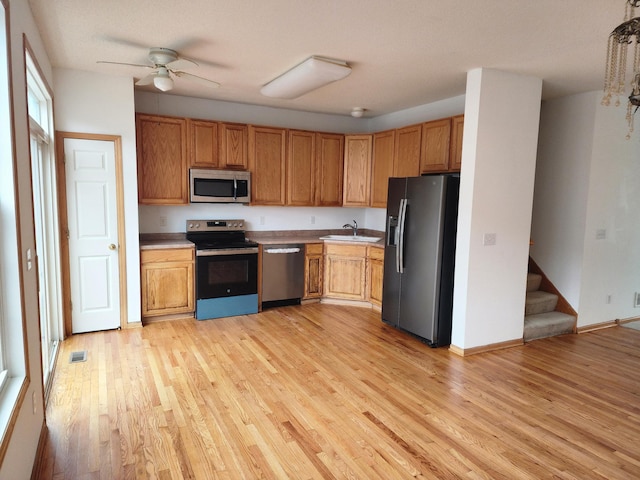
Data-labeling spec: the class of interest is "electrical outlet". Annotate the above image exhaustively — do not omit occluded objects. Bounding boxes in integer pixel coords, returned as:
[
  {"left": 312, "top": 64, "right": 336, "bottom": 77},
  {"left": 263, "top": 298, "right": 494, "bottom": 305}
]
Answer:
[
  {"left": 260, "top": 216, "right": 265, "bottom": 225},
  {"left": 606, "top": 294, "right": 612, "bottom": 304},
  {"left": 635, "top": 292, "right": 640, "bottom": 308},
  {"left": 310, "top": 215, "right": 316, "bottom": 225},
  {"left": 159, "top": 216, "right": 167, "bottom": 227},
  {"left": 596, "top": 228, "right": 606, "bottom": 240}
]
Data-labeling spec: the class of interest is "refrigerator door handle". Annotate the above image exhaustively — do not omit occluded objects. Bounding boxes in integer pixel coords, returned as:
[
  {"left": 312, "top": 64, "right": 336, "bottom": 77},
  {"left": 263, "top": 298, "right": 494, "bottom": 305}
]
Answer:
[{"left": 397, "top": 198, "right": 408, "bottom": 273}]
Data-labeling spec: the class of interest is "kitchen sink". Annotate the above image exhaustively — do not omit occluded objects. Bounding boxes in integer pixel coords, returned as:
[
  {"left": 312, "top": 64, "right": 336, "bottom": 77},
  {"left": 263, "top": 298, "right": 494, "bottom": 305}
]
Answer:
[{"left": 319, "top": 234, "right": 382, "bottom": 243}]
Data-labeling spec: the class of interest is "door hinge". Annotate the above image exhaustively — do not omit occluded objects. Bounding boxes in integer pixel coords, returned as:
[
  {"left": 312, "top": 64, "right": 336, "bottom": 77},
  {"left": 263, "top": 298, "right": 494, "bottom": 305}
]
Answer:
[{"left": 65, "top": 228, "right": 70, "bottom": 240}]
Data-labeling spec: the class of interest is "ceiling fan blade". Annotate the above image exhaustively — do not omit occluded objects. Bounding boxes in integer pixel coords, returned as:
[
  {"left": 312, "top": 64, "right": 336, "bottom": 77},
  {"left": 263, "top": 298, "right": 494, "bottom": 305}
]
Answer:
[
  {"left": 135, "top": 73, "right": 157, "bottom": 86},
  {"left": 173, "top": 71, "right": 220, "bottom": 88},
  {"left": 97, "top": 60, "right": 152, "bottom": 68},
  {"left": 166, "top": 57, "right": 198, "bottom": 70}
]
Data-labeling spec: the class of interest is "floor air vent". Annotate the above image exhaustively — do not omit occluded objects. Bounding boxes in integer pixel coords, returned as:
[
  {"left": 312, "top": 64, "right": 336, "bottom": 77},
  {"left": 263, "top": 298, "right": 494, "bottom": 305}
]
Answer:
[{"left": 69, "top": 351, "right": 87, "bottom": 363}]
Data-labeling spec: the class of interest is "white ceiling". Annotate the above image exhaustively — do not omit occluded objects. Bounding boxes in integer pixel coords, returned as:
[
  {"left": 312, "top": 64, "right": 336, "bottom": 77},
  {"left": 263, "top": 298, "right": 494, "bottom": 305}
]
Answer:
[{"left": 27, "top": 0, "right": 624, "bottom": 118}]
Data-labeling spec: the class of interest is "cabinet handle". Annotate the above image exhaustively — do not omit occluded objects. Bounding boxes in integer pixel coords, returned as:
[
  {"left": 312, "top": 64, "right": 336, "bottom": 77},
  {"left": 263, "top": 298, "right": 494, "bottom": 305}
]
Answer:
[{"left": 108, "top": 244, "right": 117, "bottom": 251}]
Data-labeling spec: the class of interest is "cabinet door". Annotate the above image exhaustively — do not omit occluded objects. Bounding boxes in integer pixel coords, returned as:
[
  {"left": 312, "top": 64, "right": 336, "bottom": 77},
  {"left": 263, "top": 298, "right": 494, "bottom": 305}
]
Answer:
[
  {"left": 141, "top": 248, "right": 194, "bottom": 317},
  {"left": 420, "top": 118, "right": 451, "bottom": 173},
  {"left": 393, "top": 124, "right": 421, "bottom": 177},
  {"left": 304, "top": 244, "right": 324, "bottom": 299},
  {"left": 188, "top": 119, "right": 219, "bottom": 168},
  {"left": 249, "top": 126, "right": 286, "bottom": 205},
  {"left": 324, "top": 244, "right": 367, "bottom": 300},
  {"left": 370, "top": 130, "right": 395, "bottom": 208},
  {"left": 367, "top": 247, "right": 384, "bottom": 307},
  {"left": 287, "top": 130, "right": 315, "bottom": 206},
  {"left": 315, "top": 133, "right": 344, "bottom": 206},
  {"left": 136, "top": 114, "right": 188, "bottom": 205},
  {"left": 450, "top": 114, "right": 464, "bottom": 171},
  {"left": 219, "top": 122, "right": 248, "bottom": 169},
  {"left": 343, "top": 135, "right": 372, "bottom": 207}
]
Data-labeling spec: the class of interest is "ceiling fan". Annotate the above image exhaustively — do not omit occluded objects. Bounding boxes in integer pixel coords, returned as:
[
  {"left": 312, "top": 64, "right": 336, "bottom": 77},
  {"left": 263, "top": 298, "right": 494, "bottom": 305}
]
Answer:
[{"left": 97, "top": 47, "right": 220, "bottom": 92}]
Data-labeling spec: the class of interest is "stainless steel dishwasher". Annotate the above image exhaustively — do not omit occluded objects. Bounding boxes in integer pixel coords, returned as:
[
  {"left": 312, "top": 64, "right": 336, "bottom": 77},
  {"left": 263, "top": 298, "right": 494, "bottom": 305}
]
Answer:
[{"left": 261, "top": 244, "right": 305, "bottom": 306}]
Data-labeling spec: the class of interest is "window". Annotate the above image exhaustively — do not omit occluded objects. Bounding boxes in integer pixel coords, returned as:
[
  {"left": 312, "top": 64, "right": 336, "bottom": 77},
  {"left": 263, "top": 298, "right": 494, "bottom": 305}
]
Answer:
[
  {"left": 0, "top": 0, "right": 29, "bottom": 464},
  {"left": 26, "top": 47, "right": 60, "bottom": 391}
]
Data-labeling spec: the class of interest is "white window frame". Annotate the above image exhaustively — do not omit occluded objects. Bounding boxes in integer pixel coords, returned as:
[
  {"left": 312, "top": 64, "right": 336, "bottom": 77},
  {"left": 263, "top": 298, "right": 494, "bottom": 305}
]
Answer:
[{"left": 0, "top": 0, "right": 30, "bottom": 465}]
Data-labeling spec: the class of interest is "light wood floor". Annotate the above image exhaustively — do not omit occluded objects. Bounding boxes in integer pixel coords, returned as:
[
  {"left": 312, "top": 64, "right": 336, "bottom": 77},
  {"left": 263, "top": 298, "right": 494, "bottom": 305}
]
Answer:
[{"left": 36, "top": 304, "right": 640, "bottom": 479}]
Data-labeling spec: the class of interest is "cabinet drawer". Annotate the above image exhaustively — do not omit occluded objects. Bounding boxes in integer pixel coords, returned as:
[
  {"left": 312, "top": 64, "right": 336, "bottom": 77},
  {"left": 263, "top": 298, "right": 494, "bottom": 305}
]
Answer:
[
  {"left": 141, "top": 247, "right": 194, "bottom": 264},
  {"left": 324, "top": 243, "right": 367, "bottom": 257},
  {"left": 367, "top": 246, "right": 384, "bottom": 260},
  {"left": 306, "top": 243, "right": 324, "bottom": 255}
]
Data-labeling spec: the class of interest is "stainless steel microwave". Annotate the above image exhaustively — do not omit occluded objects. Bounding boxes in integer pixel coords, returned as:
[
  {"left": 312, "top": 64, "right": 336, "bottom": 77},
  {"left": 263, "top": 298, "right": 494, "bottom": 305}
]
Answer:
[{"left": 189, "top": 168, "right": 251, "bottom": 204}]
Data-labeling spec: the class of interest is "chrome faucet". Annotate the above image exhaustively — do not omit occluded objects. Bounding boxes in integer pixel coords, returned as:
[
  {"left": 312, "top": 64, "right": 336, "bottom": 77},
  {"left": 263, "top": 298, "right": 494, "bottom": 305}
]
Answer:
[{"left": 342, "top": 219, "right": 358, "bottom": 236}]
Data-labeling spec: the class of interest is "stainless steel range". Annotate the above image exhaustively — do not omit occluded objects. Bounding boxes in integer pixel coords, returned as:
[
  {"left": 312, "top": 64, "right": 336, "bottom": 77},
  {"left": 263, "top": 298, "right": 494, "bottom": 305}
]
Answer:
[{"left": 186, "top": 219, "right": 259, "bottom": 320}]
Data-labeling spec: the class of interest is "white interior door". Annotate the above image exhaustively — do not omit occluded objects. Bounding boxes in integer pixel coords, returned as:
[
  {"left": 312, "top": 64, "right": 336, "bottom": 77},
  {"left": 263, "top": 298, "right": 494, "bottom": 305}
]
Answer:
[{"left": 64, "top": 137, "right": 120, "bottom": 333}]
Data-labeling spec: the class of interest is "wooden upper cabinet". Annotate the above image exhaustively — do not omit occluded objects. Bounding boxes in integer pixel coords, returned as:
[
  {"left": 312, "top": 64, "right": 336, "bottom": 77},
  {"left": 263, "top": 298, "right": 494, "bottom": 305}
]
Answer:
[
  {"left": 420, "top": 118, "right": 451, "bottom": 173},
  {"left": 136, "top": 114, "right": 188, "bottom": 205},
  {"left": 287, "top": 130, "right": 315, "bottom": 206},
  {"left": 393, "top": 124, "right": 421, "bottom": 177},
  {"left": 450, "top": 114, "right": 464, "bottom": 171},
  {"left": 188, "top": 119, "right": 219, "bottom": 168},
  {"left": 343, "top": 134, "right": 372, "bottom": 207},
  {"left": 219, "top": 122, "right": 248, "bottom": 170},
  {"left": 370, "top": 130, "right": 395, "bottom": 208},
  {"left": 249, "top": 126, "right": 286, "bottom": 205},
  {"left": 315, "top": 133, "right": 344, "bottom": 206}
]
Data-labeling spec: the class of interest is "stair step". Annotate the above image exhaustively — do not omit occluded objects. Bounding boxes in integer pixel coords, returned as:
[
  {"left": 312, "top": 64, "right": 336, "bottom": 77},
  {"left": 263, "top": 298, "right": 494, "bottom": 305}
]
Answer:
[
  {"left": 525, "top": 290, "right": 558, "bottom": 315},
  {"left": 526, "top": 273, "right": 542, "bottom": 292},
  {"left": 524, "top": 312, "right": 576, "bottom": 342}
]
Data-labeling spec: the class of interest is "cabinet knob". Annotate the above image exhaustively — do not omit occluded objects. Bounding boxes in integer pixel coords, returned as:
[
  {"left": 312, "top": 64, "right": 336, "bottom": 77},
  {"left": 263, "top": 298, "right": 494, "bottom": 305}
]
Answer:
[{"left": 108, "top": 244, "right": 117, "bottom": 251}]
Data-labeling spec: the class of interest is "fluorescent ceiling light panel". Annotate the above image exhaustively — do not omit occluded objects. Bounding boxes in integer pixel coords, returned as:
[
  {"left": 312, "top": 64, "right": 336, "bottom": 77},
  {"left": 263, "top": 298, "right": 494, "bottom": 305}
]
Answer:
[{"left": 261, "top": 56, "right": 351, "bottom": 99}]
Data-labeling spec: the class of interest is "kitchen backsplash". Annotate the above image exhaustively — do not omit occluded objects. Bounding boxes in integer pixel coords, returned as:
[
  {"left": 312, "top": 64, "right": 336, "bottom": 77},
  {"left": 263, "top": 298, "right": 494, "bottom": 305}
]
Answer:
[{"left": 139, "top": 204, "right": 387, "bottom": 234}]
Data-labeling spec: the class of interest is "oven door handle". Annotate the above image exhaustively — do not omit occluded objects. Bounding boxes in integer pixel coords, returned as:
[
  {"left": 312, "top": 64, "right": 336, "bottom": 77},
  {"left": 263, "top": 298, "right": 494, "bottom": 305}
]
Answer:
[{"left": 196, "top": 247, "right": 259, "bottom": 256}]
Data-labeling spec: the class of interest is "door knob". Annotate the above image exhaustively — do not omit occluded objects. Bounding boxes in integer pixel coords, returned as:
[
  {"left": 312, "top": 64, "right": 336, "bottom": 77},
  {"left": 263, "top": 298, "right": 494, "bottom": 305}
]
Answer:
[{"left": 108, "top": 243, "right": 117, "bottom": 250}]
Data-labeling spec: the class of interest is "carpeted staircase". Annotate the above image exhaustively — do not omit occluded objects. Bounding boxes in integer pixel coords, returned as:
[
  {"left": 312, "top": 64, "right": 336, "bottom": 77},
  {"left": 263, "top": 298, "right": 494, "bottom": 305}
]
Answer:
[{"left": 524, "top": 273, "right": 576, "bottom": 342}]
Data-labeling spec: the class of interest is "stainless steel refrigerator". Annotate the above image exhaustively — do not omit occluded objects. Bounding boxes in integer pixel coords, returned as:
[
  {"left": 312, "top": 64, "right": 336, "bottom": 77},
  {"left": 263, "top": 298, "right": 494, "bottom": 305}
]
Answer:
[{"left": 382, "top": 174, "right": 459, "bottom": 346}]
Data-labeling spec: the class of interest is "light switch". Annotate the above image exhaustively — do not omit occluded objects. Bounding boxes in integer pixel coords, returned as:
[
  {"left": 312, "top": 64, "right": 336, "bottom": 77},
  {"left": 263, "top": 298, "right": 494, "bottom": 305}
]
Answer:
[{"left": 483, "top": 233, "right": 496, "bottom": 246}]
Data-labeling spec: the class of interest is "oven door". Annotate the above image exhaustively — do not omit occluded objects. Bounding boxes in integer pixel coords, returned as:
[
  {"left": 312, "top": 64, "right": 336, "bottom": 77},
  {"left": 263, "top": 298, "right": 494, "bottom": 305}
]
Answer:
[{"left": 196, "top": 249, "right": 258, "bottom": 299}]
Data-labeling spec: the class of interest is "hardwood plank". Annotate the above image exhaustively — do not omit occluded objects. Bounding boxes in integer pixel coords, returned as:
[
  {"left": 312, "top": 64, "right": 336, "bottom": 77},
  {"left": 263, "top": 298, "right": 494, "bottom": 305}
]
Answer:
[{"left": 36, "top": 304, "right": 640, "bottom": 479}]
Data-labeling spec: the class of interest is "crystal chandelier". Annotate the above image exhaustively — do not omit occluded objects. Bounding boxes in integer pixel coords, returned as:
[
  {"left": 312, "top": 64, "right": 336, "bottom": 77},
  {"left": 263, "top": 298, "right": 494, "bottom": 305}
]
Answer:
[{"left": 602, "top": 0, "right": 640, "bottom": 138}]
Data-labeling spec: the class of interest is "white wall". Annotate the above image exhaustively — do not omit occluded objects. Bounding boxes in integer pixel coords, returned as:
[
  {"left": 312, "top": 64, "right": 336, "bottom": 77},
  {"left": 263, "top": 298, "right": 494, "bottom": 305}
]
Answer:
[
  {"left": 0, "top": 0, "right": 51, "bottom": 477},
  {"left": 53, "top": 69, "right": 141, "bottom": 324},
  {"left": 530, "top": 92, "right": 596, "bottom": 309},
  {"left": 368, "top": 95, "right": 465, "bottom": 132},
  {"left": 139, "top": 204, "right": 375, "bottom": 234},
  {"left": 532, "top": 91, "right": 640, "bottom": 327},
  {"left": 451, "top": 68, "right": 542, "bottom": 350}
]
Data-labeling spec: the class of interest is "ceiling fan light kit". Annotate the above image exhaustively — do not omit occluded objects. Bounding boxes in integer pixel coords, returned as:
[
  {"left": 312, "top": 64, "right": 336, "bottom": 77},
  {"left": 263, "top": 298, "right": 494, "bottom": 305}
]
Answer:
[
  {"left": 260, "top": 56, "right": 351, "bottom": 99},
  {"left": 99, "top": 46, "right": 220, "bottom": 93},
  {"left": 153, "top": 67, "right": 174, "bottom": 91},
  {"left": 602, "top": 0, "right": 640, "bottom": 137},
  {"left": 351, "top": 107, "right": 365, "bottom": 118}
]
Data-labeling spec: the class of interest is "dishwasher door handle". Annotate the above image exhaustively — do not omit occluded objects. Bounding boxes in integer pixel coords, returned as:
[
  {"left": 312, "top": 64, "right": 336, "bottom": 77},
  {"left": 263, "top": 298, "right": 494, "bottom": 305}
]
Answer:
[{"left": 264, "top": 248, "right": 301, "bottom": 254}]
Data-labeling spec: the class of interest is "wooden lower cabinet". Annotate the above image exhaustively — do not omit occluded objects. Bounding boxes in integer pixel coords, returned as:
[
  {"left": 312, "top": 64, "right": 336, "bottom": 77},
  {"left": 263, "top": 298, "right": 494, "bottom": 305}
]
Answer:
[
  {"left": 141, "top": 247, "right": 194, "bottom": 319},
  {"left": 303, "top": 243, "right": 324, "bottom": 299},
  {"left": 323, "top": 244, "right": 368, "bottom": 301},
  {"left": 367, "top": 246, "right": 384, "bottom": 307}
]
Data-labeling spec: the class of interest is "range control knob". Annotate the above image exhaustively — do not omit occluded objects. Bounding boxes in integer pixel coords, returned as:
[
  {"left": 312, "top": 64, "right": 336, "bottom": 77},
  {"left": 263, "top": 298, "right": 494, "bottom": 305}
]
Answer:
[{"left": 188, "top": 223, "right": 193, "bottom": 229}]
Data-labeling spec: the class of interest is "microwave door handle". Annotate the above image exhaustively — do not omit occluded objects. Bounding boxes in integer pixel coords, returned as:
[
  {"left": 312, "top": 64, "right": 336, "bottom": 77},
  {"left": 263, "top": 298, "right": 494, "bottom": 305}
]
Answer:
[{"left": 233, "top": 177, "right": 237, "bottom": 201}]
